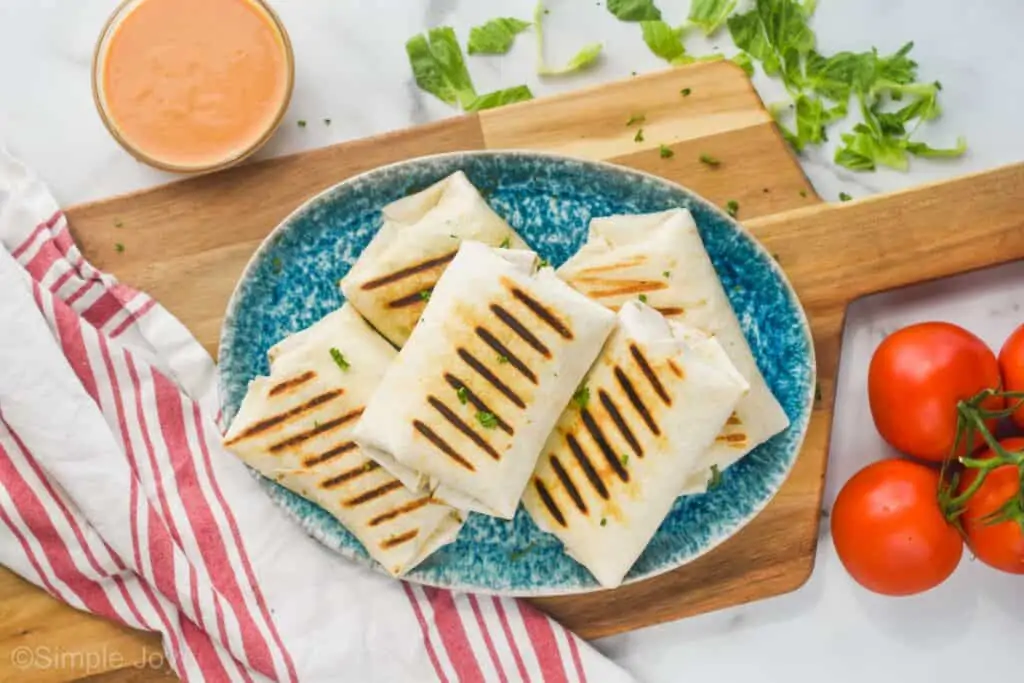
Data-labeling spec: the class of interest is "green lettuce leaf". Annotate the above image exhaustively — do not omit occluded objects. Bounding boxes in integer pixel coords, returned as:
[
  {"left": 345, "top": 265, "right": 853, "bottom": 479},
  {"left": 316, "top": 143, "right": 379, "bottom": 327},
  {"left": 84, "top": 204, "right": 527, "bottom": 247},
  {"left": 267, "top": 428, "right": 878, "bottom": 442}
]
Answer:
[
  {"left": 406, "top": 28, "right": 477, "bottom": 108},
  {"left": 540, "top": 42, "right": 604, "bottom": 75},
  {"left": 906, "top": 137, "right": 967, "bottom": 159},
  {"left": 731, "top": 52, "right": 754, "bottom": 77},
  {"left": 728, "top": 0, "right": 815, "bottom": 91},
  {"left": 607, "top": 0, "right": 662, "bottom": 21},
  {"left": 641, "top": 21, "right": 685, "bottom": 62},
  {"left": 465, "top": 85, "right": 534, "bottom": 112},
  {"left": 468, "top": 18, "right": 532, "bottom": 55},
  {"left": 688, "top": 0, "right": 738, "bottom": 36}
]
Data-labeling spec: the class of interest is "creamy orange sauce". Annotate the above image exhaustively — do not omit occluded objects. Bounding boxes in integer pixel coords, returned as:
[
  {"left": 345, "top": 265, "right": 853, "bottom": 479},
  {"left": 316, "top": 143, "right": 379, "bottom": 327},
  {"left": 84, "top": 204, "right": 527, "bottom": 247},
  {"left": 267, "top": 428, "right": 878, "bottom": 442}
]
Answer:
[{"left": 100, "top": 0, "right": 289, "bottom": 169}]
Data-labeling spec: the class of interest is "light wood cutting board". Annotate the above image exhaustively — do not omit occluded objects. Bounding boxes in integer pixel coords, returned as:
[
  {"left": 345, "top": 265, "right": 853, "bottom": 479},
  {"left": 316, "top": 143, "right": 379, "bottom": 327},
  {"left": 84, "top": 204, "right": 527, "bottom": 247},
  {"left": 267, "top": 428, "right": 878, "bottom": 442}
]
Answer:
[{"left": 3, "top": 61, "right": 1024, "bottom": 682}]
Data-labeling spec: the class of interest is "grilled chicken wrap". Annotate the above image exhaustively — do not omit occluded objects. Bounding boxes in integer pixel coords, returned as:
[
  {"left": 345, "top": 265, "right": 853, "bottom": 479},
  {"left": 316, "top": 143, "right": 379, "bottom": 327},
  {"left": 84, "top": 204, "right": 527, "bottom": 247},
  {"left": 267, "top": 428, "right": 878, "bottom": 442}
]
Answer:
[
  {"left": 222, "top": 305, "right": 465, "bottom": 577},
  {"left": 354, "top": 241, "right": 618, "bottom": 519},
  {"left": 522, "top": 302, "right": 749, "bottom": 588},
  {"left": 340, "top": 170, "right": 528, "bottom": 347},
  {"left": 557, "top": 209, "right": 790, "bottom": 494}
]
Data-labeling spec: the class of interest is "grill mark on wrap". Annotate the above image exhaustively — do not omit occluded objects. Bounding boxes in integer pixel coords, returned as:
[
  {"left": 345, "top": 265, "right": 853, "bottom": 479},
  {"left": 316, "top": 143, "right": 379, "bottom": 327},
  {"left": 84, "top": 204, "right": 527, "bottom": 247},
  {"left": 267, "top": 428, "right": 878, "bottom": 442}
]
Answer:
[
  {"left": 381, "top": 529, "right": 419, "bottom": 549},
  {"left": 533, "top": 478, "right": 566, "bottom": 527},
  {"left": 598, "top": 390, "right": 643, "bottom": 458},
  {"left": 667, "top": 359, "right": 685, "bottom": 379},
  {"left": 614, "top": 367, "right": 660, "bottom": 436},
  {"left": 343, "top": 480, "right": 403, "bottom": 507},
  {"left": 268, "top": 371, "right": 316, "bottom": 397},
  {"left": 573, "top": 255, "right": 646, "bottom": 275},
  {"left": 585, "top": 280, "right": 668, "bottom": 298},
  {"left": 388, "top": 289, "right": 432, "bottom": 309},
  {"left": 226, "top": 390, "right": 345, "bottom": 444},
  {"left": 320, "top": 461, "right": 379, "bottom": 489},
  {"left": 303, "top": 441, "right": 358, "bottom": 468},
  {"left": 443, "top": 374, "right": 513, "bottom": 435},
  {"left": 580, "top": 409, "right": 630, "bottom": 484},
  {"left": 268, "top": 409, "right": 364, "bottom": 453},
  {"left": 630, "top": 344, "right": 671, "bottom": 405},
  {"left": 427, "top": 396, "right": 500, "bottom": 461},
  {"left": 727, "top": 412, "right": 742, "bottom": 425},
  {"left": 413, "top": 420, "right": 476, "bottom": 471},
  {"left": 369, "top": 497, "right": 431, "bottom": 527},
  {"left": 491, "top": 304, "right": 551, "bottom": 358},
  {"left": 360, "top": 252, "right": 456, "bottom": 290},
  {"left": 566, "top": 433, "right": 608, "bottom": 500},
  {"left": 475, "top": 327, "right": 537, "bottom": 384},
  {"left": 550, "top": 455, "right": 587, "bottom": 514},
  {"left": 656, "top": 306, "right": 685, "bottom": 316},
  {"left": 507, "top": 285, "right": 573, "bottom": 340},
  {"left": 457, "top": 349, "right": 525, "bottom": 409}
]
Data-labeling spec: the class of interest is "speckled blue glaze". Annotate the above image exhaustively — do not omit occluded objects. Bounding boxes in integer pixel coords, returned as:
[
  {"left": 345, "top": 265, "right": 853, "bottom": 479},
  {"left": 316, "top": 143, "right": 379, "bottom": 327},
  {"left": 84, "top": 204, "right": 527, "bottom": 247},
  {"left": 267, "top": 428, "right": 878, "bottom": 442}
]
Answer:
[{"left": 219, "top": 151, "right": 816, "bottom": 596}]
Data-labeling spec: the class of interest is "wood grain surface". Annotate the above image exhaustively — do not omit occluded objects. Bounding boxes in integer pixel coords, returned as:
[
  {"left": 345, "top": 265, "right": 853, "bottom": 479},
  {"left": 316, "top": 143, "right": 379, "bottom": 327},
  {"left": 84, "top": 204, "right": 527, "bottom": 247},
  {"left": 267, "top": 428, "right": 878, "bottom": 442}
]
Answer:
[{"left": 4, "top": 60, "right": 1022, "bottom": 681}]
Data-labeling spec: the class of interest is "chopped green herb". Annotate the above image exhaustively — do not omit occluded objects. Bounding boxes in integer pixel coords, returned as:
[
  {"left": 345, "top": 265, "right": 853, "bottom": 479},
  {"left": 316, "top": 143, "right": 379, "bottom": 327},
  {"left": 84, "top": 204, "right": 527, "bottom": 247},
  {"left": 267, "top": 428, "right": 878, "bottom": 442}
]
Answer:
[
  {"left": 688, "top": 0, "right": 738, "bottom": 36},
  {"left": 725, "top": 199, "right": 739, "bottom": 217},
  {"left": 497, "top": 355, "right": 509, "bottom": 364},
  {"left": 405, "top": 28, "right": 477, "bottom": 108},
  {"left": 297, "top": 120, "right": 307, "bottom": 128},
  {"left": 114, "top": 219, "right": 123, "bottom": 228},
  {"left": 634, "top": 128, "right": 645, "bottom": 143},
  {"left": 662, "top": 270, "right": 671, "bottom": 278},
  {"left": 476, "top": 411, "right": 499, "bottom": 429},
  {"left": 815, "top": 381, "right": 823, "bottom": 403},
  {"left": 573, "top": 384, "right": 590, "bottom": 410},
  {"left": 699, "top": 153, "right": 721, "bottom": 167},
  {"left": 621, "top": 454, "right": 629, "bottom": 465},
  {"left": 114, "top": 242, "right": 125, "bottom": 253},
  {"left": 419, "top": 289, "right": 432, "bottom": 302},
  {"left": 510, "top": 541, "right": 538, "bottom": 561},
  {"left": 499, "top": 235, "right": 512, "bottom": 248},
  {"left": 600, "top": 517, "right": 608, "bottom": 526},
  {"left": 314, "top": 420, "right": 321, "bottom": 429},
  {"left": 638, "top": 293, "right": 648, "bottom": 303},
  {"left": 467, "top": 17, "right": 532, "bottom": 55},
  {"left": 681, "top": 87, "right": 692, "bottom": 97},
  {"left": 772, "top": 252, "right": 781, "bottom": 262},
  {"left": 640, "top": 20, "right": 686, "bottom": 63},
  {"left": 538, "top": 257, "right": 551, "bottom": 268},
  {"left": 272, "top": 257, "right": 283, "bottom": 273},
  {"left": 799, "top": 189, "right": 808, "bottom": 197},
  {"left": 465, "top": 85, "right": 534, "bottom": 112},
  {"left": 323, "top": 118, "right": 332, "bottom": 125},
  {"left": 626, "top": 114, "right": 646, "bottom": 126},
  {"left": 659, "top": 144, "right": 674, "bottom": 158},
  {"left": 708, "top": 464, "right": 723, "bottom": 490},
  {"left": 456, "top": 386, "right": 469, "bottom": 404},
  {"left": 839, "top": 192, "right": 853, "bottom": 202},
  {"left": 606, "top": 0, "right": 662, "bottom": 21},
  {"left": 330, "top": 347, "right": 350, "bottom": 371}
]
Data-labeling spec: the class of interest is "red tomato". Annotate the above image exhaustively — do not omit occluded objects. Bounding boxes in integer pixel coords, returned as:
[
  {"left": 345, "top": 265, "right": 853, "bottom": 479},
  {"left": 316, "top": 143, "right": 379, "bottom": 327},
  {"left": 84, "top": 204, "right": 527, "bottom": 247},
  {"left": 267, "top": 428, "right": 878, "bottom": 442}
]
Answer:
[
  {"left": 998, "top": 324, "right": 1024, "bottom": 429},
  {"left": 832, "top": 459, "right": 963, "bottom": 596},
  {"left": 958, "top": 437, "right": 1024, "bottom": 575},
  {"left": 868, "top": 322, "right": 1003, "bottom": 462}
]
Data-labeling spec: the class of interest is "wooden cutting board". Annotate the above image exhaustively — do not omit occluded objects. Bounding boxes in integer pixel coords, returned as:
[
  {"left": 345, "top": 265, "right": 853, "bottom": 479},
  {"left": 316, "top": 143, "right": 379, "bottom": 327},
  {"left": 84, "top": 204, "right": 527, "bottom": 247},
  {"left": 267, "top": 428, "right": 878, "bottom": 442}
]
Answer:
[{"left": 3, "top": 60, "right": 1024, "bottom": 682}]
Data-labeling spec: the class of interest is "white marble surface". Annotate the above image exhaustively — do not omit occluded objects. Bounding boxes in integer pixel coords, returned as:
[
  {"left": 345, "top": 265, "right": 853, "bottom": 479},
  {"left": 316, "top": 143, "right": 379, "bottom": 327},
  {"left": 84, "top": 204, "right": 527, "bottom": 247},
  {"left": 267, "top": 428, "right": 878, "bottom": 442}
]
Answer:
[{"left": 2, "top": 1, "right": 1023, "bottom": 681}]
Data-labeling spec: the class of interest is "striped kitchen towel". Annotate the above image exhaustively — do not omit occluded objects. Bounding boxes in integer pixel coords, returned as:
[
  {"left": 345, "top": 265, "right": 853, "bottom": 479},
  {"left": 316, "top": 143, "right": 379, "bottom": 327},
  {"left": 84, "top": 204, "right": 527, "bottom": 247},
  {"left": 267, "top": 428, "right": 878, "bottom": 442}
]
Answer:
[{"left": 0, "top": 149, "right": 635, "bottom": 683}]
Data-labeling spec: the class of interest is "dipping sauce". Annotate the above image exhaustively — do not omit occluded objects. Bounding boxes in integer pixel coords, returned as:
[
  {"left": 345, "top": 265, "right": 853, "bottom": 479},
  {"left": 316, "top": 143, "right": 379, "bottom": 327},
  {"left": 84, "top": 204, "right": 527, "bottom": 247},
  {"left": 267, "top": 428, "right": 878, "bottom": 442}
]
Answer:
[{"left": 94, "top": 0, "right": 293, "bottom": 172}]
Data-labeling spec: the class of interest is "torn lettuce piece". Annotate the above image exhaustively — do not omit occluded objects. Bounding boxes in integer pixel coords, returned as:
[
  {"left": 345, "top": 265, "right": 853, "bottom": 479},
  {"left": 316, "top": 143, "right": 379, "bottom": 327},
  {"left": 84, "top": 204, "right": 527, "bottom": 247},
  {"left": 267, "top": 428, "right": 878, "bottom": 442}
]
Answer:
[
  {"left": 606, "top": 0, "right": 662, "bottom": 21},
  {"left": 535, "top": 4, "right": 603, "bottom": 76},
  {"left": 465, "top": 85, "right": 535, "bottom": 111},
  {"left": 731, "top": 52, "right": 754, "bottom": 77},
  {"left": 468, "top": 18, "right": 532, "bottom": 55},
  {"left": 641, "top": 20, "right": 686, "bottom": 62},
  {"left": 688, "top": 0, "right": 738, "bottom": 36},
  {"left": 406, "top": 27, "right": 477, "bottom": 108}
]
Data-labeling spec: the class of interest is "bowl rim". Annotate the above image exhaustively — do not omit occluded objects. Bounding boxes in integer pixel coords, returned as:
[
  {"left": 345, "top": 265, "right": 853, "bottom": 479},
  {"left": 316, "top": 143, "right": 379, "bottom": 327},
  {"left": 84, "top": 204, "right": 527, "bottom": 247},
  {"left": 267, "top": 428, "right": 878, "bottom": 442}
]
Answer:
[
  {"left": 91, "top": 0, "right": 296, "bottom": 175},
  {"left": 218, "top": 149, "right": 819, "bottom": 596}
]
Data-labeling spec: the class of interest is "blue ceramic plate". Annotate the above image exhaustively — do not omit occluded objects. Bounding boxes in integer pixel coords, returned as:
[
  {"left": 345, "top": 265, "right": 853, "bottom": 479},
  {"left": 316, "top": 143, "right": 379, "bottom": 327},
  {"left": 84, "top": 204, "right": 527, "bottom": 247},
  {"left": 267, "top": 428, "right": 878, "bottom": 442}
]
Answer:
[{"left": 219, "top": 151, "right": 815, "bottom": 596}]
